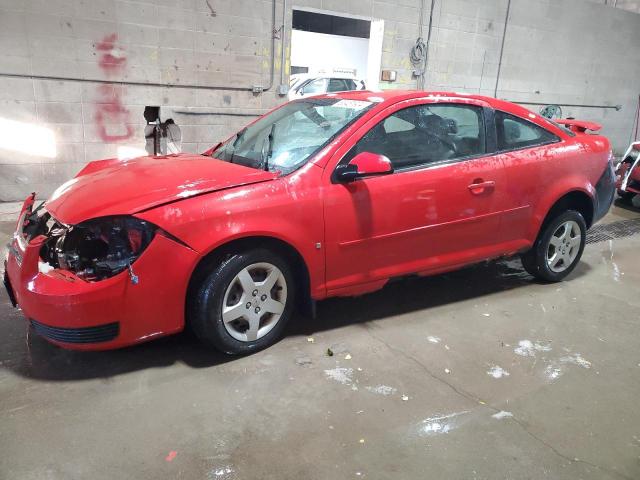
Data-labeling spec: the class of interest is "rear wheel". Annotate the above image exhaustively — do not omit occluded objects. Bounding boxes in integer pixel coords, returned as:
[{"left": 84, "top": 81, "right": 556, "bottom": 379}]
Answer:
[
  {"left": 521, "top": 210, "right": 586, "bottom": 282},
  {"left": 189, "top": 249, "right": 296, "bottom": 354}
]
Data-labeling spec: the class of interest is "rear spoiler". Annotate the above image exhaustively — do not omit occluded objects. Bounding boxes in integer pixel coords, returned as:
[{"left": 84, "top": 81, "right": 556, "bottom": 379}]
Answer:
[{"left": 554, "top": 119, "right": 602, "bottom": 133}]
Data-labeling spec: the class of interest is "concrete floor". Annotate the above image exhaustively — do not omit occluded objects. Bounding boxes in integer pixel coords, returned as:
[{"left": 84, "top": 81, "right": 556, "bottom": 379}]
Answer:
[{"left": 1, "top": 202, "right": 639, "bottom": 480}]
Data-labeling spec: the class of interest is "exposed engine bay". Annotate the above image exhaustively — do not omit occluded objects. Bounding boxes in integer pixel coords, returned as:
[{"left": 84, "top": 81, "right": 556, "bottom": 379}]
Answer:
[{"left": 20, "top": 204, "right": 156, "bottom": 282}]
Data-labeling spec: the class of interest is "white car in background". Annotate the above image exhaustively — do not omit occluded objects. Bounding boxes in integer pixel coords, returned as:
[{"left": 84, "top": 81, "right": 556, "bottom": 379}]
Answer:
[{"left": 288, "top": 75, "right": 366, "bottom": 100}]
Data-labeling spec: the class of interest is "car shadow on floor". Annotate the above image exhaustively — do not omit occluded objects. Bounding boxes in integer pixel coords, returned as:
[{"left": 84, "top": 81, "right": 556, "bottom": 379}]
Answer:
[
  {"left": 0, "top": 257, "right": 591, "bottom": 382},
  {"left": 288, "top": 257, "right": 591, "bottom": 336}
]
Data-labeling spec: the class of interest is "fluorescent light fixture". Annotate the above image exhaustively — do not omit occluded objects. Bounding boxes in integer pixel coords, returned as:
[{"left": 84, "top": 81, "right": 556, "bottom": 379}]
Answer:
[{"left": 0, "top": 117, "right": 56, "bottom": 158}]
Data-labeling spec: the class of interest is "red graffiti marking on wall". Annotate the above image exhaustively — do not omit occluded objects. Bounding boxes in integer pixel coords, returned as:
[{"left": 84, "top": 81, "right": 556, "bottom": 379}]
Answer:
[
  {"left": 96, "top": 33, "right": 127, "bottom": 73},
  {"left": 94, "top": 34, "right": 134, "bottom": 142}
]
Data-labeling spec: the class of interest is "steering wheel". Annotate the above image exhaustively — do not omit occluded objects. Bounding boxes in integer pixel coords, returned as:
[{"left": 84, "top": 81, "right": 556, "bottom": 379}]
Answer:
[{"left": 426, "top": 131, "right": 457, "bottom": 157}]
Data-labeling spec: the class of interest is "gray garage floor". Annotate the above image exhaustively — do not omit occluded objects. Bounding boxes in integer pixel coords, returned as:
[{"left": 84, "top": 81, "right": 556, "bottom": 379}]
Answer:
[{"left": 1, "top": 202, "right": 639, "bottom": 480}]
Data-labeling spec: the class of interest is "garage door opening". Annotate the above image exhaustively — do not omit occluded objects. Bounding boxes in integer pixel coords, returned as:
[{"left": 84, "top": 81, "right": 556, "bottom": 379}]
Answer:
[{"left": 289, "top": 9, "right": 383, "bottom": 98}]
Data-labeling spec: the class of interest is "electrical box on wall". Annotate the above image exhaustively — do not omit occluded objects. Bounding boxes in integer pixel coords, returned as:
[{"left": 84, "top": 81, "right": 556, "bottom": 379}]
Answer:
[{"left": 381, "top": 70, "right": 397, "bottom": 82}]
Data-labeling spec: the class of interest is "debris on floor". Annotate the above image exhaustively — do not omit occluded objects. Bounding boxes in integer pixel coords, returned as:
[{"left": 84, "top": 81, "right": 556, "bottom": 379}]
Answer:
[{"left": 165, "top": 451, "right": 177, "bottom": 462}]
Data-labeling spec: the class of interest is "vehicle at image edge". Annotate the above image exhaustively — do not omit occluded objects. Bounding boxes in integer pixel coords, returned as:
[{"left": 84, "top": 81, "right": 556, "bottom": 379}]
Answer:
[
  {"left": 615, "top": 140, "right": 640, "bottom": 202},
  {"left": 3, "top": 90, "right": 616, "bottom": 355},
  {"left": 288, "top": 75, "right": 366, "bottom": 100}
]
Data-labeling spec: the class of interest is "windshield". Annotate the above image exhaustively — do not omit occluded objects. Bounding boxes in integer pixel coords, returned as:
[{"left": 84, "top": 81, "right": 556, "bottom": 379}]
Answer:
[{"left": 211, "top": 98, "right": 374, "bottom": 174}]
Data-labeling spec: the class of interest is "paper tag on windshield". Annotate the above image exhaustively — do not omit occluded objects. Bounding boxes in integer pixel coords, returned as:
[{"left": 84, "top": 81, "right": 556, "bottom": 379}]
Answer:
[{"left": 332, "top": 99, "right": 371, "bottom": 110}]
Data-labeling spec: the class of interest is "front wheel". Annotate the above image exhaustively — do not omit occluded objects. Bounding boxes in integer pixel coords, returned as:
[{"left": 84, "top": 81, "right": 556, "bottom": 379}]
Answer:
[
  {"left": 188, "top": 249, "right": 296, "bottom": 354},
  {"left": 520, "top": 210, "right": 586, "bottom": 282}
]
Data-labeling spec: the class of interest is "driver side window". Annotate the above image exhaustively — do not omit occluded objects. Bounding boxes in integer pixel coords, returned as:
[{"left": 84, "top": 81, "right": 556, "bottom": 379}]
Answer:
[{"left": 344, "top": 103, "right": 486, "bottom": 170}]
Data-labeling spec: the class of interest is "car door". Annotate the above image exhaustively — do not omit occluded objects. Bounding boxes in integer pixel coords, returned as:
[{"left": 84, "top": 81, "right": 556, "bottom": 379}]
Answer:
[{"left": 322, "top": 98, "right": 508, "bottom": 294}]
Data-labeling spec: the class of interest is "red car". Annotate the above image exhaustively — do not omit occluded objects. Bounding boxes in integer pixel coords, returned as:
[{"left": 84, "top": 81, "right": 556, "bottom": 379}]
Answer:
[{"left": 4, "top": 90, "right": 615, "bottom": 354}]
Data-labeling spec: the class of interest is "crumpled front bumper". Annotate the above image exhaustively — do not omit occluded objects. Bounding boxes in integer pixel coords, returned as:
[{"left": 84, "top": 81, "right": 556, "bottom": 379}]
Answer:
[{"left": 4, "top": 209, "right": 200, "bottom": 351}]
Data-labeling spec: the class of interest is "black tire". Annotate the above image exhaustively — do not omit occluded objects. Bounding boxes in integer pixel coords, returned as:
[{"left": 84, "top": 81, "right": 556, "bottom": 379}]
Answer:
[
  {"left": 617, "top": 190, "right": 635, "bottom": 202},
  {"left": 188, "top": 249, "right": 296, "bottom": 355},
  {"left": 520, "top": 210, "right": 586, "bottom": 282}
]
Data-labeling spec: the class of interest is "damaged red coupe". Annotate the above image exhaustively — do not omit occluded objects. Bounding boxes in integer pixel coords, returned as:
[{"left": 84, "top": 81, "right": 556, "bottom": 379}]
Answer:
[{"left": 4, "top": 90, "right": 615, "bottom": 354}]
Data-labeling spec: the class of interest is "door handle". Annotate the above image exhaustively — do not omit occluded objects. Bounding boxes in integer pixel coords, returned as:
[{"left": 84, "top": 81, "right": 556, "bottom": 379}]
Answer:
[{"left": 467, "top": 180, "right": 495, "bottom": 194}]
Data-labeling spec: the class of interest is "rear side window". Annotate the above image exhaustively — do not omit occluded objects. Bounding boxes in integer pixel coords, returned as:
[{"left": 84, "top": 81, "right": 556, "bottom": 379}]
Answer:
[{"left": 496, "top": 111, "right": 559, "bottom": 151}]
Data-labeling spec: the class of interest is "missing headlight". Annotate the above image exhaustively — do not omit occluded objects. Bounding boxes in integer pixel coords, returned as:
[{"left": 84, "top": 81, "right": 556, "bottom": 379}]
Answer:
[{"left": 42, "top": 216, "right": 157, "bottom": 281}]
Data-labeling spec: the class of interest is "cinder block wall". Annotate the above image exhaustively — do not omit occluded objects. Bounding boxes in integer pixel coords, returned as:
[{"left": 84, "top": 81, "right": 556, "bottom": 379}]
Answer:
[{"left": 0, "top": 0, "right": 639, "bottom": 201}]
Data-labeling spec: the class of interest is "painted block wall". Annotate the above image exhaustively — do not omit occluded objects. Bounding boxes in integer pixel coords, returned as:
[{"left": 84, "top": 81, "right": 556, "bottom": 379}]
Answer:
[{"left": 0, "top": 0, "right": 639, "bottom": 201}]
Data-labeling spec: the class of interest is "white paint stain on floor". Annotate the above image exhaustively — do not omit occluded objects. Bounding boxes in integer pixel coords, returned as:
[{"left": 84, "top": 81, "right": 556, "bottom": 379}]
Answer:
[
  {"left": 492, "top": 410, "right": 513, "bottom": 420},
  {"left": 545, "top": 365, "right": 563, "bottom": 380},
  {"left": 514, "top": 340, "right": 552, "bottom": 357},
  {"left": 487, "top": 365, "right": 510, "bottom": 378},
  {"left": 207, "top": 466, "right": 235, "bottom": 479},
  {"left": 324, "top": 367, "right": 354, "bottom": 385},
  {"left": 427, "top": 336, "right": 441, "bottom": 344},
  {"left": 544, "top": 352, "right": 591, "bottom": 381},
  {"left": 418, "top": 411, "right": 469, "bottom": 436},
  {"left": 559, "top": 353, "right": 592, "bottom": 369},
  {"left": 365, "top": 385, "right": 397, "bottom": 396}
]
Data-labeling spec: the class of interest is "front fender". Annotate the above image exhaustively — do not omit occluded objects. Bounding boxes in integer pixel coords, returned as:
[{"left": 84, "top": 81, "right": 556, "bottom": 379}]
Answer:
[{"left": 136, "top": 164, "right": 327, "bottom": 299}]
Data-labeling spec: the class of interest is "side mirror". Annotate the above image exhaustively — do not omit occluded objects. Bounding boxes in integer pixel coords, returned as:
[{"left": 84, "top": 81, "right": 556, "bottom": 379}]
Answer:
[{"left": 335, "top": 152, "right": 394, "bottom": 183}]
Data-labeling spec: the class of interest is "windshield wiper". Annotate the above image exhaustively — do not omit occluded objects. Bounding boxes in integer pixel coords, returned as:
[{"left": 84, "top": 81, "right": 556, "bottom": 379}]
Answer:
[
  {"left": 262, "top": 123, "right": 276, "bottom": 172},
  {"left": 229, "top": 127, "right": 247, "bottom": 164}
]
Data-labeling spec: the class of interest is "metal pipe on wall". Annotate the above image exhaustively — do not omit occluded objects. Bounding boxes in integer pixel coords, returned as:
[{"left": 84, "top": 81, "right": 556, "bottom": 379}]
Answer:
[
  {"left": 493, "top": 0, "right": 511, "bottom": 97},
  {"left": 280, "top": 0, "right": 287, "bottom": 87}
]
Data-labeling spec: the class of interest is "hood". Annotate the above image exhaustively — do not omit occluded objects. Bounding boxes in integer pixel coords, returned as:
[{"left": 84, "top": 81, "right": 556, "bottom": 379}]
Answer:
[{"left": 45, "top": 154, "right": 278, "bottom": 224}]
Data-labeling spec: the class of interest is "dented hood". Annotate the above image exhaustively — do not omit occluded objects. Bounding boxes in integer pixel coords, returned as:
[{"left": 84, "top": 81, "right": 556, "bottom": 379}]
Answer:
[{"left": 45, "top": 154, "right": 278, "bottom": 224}]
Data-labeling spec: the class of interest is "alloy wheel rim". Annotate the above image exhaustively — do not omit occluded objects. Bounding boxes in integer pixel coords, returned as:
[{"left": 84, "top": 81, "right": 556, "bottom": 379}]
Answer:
[
  {"left": 221, "top": 262, "right": 287, "bottom": 342},
  {"left": 546, "top": 220, "right": 581, "bottom": 273}
]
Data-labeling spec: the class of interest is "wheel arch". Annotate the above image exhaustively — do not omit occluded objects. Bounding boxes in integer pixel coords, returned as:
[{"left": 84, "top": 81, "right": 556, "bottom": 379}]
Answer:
[
  {"left": 185, "top": 235, "right": 313, "bottom": 322},
  {"left": 535, "top": 189, "right": 595, "bottom": 239}
]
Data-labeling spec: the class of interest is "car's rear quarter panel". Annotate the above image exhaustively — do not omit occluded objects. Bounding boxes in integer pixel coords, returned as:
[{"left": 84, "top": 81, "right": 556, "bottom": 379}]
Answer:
[{"left": 500, "top": 130, "right": 610, "bottom": 246}]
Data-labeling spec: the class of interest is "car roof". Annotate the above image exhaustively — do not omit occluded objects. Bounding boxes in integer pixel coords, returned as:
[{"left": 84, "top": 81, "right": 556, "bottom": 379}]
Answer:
[{"left": 314, "top": 89, "right": 535, "bottom": 117}]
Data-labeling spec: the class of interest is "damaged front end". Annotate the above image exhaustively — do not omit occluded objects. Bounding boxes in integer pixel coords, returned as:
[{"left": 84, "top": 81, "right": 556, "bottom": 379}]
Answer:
[
  {"left": 6, "top": 195, "right": 200, "bottom": 350},
  {"left": 21, "top": 205, "right": 156, "bottom": 283}
]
